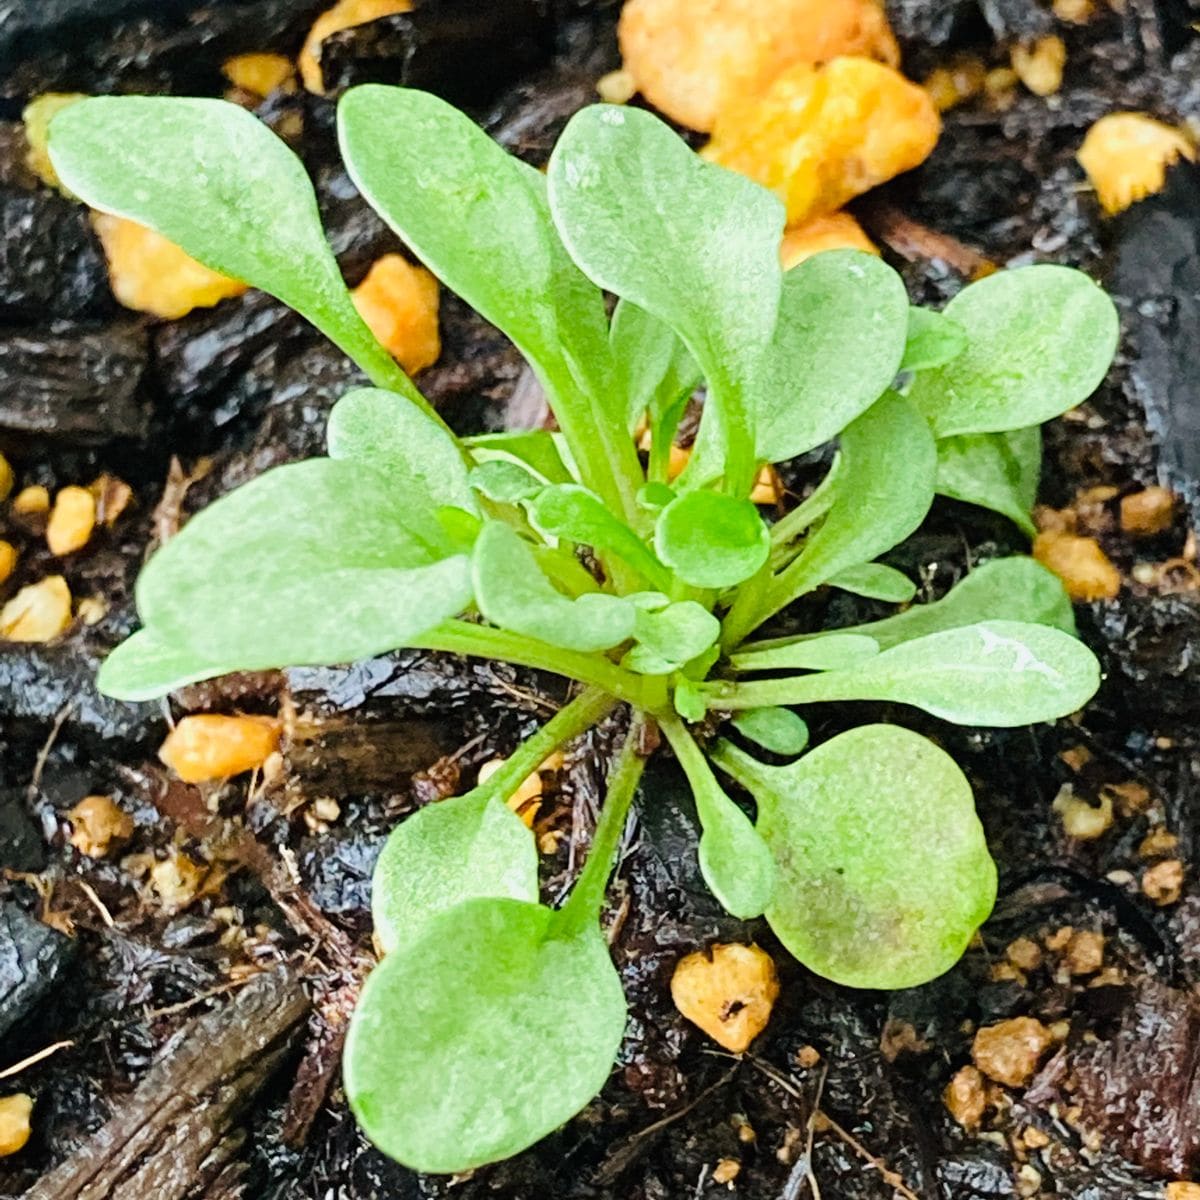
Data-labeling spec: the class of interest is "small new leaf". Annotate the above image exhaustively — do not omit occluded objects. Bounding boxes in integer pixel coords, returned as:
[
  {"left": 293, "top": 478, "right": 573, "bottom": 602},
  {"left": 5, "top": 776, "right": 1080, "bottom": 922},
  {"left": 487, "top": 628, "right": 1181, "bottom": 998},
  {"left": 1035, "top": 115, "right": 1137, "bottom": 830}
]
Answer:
[
  {"left": 655, "top": 491, "right": 769, "bottom": 588},
  {"left": 730, "top": 708, "right": 809, "bottom": 756},
  {"left": 472, "top": 522, "right": 634, "bottom": 652},
  {"left": 936, "top": 427, "right": 1040, "bottom": 537}
]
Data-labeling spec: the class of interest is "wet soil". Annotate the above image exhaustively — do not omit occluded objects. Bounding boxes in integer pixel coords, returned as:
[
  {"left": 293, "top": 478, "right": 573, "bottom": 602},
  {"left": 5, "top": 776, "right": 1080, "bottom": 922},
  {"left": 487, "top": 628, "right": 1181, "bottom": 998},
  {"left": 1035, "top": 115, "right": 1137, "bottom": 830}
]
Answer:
[{"left": 3, "top": 1, "right": 1200, "bottom": 1197}]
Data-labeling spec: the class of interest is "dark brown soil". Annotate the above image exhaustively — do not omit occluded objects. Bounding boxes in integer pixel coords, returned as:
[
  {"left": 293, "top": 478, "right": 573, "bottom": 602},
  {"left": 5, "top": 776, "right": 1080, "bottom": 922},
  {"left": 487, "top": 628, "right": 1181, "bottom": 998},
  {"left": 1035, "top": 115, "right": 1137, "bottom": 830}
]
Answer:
[{"left": 3, "top": 2, "right": 1200, "bottom": 1198}]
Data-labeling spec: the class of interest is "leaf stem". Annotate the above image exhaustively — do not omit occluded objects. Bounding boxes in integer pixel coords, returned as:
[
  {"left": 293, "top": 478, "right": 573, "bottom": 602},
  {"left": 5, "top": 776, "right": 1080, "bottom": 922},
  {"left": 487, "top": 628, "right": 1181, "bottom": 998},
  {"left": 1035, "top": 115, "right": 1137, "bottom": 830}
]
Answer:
[
  {"left": 556, "top": 711, "right": 648, "bottom": 934},
  {"left": 471, "top": 686, "right": 618, "bottom": 805},
  {"left": 413, "top": 620, "right": 669, "bottom": 713},
  {"left": 658, "top": 712, "right": 725, "bottom": 819},
  {"left": 700, "top": 673, "right": 848, "bottom": 711}
]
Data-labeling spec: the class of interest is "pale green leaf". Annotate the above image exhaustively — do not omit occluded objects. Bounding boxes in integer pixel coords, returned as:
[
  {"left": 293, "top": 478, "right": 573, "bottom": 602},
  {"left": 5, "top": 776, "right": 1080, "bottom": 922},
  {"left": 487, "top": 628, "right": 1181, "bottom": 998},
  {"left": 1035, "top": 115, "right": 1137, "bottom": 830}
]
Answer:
[
  {"left": 730, "top": 633, "right": 881, "bottom": 673},
  {"left": 610, "top": 298, "right": 700, "bottom": 432},
  {"left": 936, "top": 428, "right": 1041, "bottom": 537},
  {"left": 624, "top": 601, "right": 720, "bottom": 674},
  {"left": 909, "top": 265, "right": 1119, "bottom": 438},
  {"left": 48, "top": 95, "right": 417, "bottom": 404},
  {"left": 119, "top": 460, "right": 471, "bottom": 696},
  {"left": 740, "top": 556, "right": 1076, "bottom": 657},
  {"left": 655, "top": 491, "right": 770, "bottom": 588},
  {"left": 464, "top": 431, "right": 574, "bottom": 486},
  {"left": 372, "top": 793, "right": 537, "bottom": 956},
  {"left": 713, "top": 726, "right": 996, "bottom": 988},
  {"left": 345, "top": 898, "right": 625, "bottom": 1173},
  {"left": 472, "top": 522, "right": 634, "bottom": 652},
  {"left": 901, "top": 307, "right": 967, "bottom": 372},
  {"left": 754, "top": 251, "right": 909, "bottom": 463},
  {"left": 730, "top": 708, "right": 809, "bottom": 755},
  {"left": 548, "top": 104, "right": 784, "bottom": 489},
  {"left": 761, "top": 392, "right": 936, "bottom": 624},
  {"left": 714, "top": 620, "right": 1100, "bottom": 726},
  {"left": 829, "top": 562, "right": 916, "bottom": 603},
  {"left": 328, "top": 387, "right": 475, "bottom": 514},
  {"left": 530, "top": 484, "right": 673, "bottom": 591}
]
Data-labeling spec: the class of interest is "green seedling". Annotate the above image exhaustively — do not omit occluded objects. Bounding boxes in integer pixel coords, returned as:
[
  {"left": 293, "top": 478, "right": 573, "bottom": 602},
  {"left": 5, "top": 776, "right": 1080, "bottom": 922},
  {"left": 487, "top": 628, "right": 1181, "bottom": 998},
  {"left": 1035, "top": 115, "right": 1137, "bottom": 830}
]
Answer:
[{"left": 50, "top": 87, "right": 1119, "bottom": 1173}]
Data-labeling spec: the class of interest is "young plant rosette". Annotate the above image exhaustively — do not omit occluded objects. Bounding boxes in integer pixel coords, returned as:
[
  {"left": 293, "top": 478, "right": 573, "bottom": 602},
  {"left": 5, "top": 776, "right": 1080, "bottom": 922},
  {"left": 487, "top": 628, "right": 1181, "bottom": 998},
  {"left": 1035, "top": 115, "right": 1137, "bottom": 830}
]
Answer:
[{"left": 48, "top": 88, "right": 1118, "bottom": 1173}]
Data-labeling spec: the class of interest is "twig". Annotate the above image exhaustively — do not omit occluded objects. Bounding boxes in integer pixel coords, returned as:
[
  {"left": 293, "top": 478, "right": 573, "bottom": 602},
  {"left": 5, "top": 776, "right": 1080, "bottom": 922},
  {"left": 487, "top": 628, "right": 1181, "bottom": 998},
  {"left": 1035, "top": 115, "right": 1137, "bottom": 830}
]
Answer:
[
  {"left": 77, "top": 879, "right": 115, "bottom": 929},
  {"left": 816, "top": 1112, "right": 921, "bottom": 1200},
  {"left": 0, "top": 1040, "right": 74, "bottom": 1080},
  {"left": 857, "top": 200, "right": 995, "bottom": 279},
  {"left": 593, "top": 1066, "right": 740, "bottom": 1184},
  {"left": 27, "top": 699, "right": 77, "bottom": 802},
  {"left": 693, "top": 1164, "right": 711, "bottom": 1198}
]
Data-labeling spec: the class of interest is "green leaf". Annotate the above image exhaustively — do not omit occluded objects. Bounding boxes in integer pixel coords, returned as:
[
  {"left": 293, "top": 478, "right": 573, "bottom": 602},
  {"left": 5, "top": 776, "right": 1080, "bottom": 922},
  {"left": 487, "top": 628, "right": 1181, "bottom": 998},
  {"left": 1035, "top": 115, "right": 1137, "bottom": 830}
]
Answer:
[
  {"left": 48, "top": 95, "right": 418, "bottom": 406},
  {"left": 465, "top": 431, "right": 574, "bottom": 486},
  {"left": 697, "top": 792, "right": 777, "bottom": 920},
  {"left": 530, "top": 485, "right": 673, "bottom": 591},
  {"left": 345, "top": 898, "right": 625, "bottom": 1173},
  {"left": 742, "top": 556, "right": 1076, "bottom": 657},
  {"left": 548, "top": 104, "right": 784, "bottom": 490},
  {"left": 713, "top": 726, "right": 996, "bottom": 988},
  {"left": 610, "top": 298, "right": 700, "bottom": 432},
  {"left": 714, "top": 620, "right": 1100, "bottom": 726},
  {"left": 337, "top": 86, "right": 640, "bottom": 516},
  {"left": 655, "top": 491, "right": 769, "bottom": 588},
  {"left": 754, "top": 251, "right": 909, "bottom": 463},
  {"left": 469, "top": 460, "right": 545, "bottom": 503},
  {"left": 372, "top": 793, "right": 537, "bottom": 956},
  {"left": 328, "top": 387, "right": 475, "bottom": 514},
  {"left": 936, "top": 428, "right": 1041, "bottom": 537},
  {"left": 829, "top": 562, "right": 917, "bottom": 603},
  {"left": 730, "top": 633, "right": 880, "bottom": 673},
  {"left": 674, "top": 678, "right": 707, "bottom": 722},
  {"left": 98, "top": 627, "right": 256, "bottom": 702},
  {"left": 102, "top": 460, "right": 472, "bottom": 700},
  {"left": 338, "top": 86, "right": 611, "bottom": 400},
  {"left": 901, "top": 307, "right": 968, "bottom": 372},
  {"left": 908, "top": 265, "right": 1119, "bottom": 438},
  {"left": 730, "top": 708, "right": 809, "bottom": 755},
  {"left": 472, "top": 522, "right": 634, "bottom": 652},
  {"left": 625, "top": 600, "right": 720, "bottom": 674},
  {"left": 760, "top": 392, "right": 936, "bottom": 626}
]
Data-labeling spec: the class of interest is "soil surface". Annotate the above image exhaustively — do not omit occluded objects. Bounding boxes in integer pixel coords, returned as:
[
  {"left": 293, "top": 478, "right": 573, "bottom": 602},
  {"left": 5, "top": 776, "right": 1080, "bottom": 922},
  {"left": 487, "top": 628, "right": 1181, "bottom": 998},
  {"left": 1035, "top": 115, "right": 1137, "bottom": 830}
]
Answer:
[{"left": 3, "top": 2, "right": 1200, "bottom": 1198}]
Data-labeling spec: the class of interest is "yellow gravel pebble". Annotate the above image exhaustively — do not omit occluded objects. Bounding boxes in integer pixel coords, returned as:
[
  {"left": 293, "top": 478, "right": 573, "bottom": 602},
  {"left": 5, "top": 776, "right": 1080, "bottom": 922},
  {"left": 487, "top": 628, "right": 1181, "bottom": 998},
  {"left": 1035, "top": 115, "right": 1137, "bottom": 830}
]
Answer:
[
  {"left": 300, "top": 0, "right": 413, "bottom": 94},
  {"left": 1032, "top": 530, "right": 1121, "bottom": 602},
  {"left": 1078, "top": 113, "right": 1196, "bottom": 216},
  {"left": 0, "top": 452, "right": 13, "bottom": 502},
  {"left": 671, "top": 942, "right": 779, "bottom": 1052},
  {"left": 352, "top": 254, "right": 441, "bottom": 374},
  {"left": 69, "top": 795, "right": 135, "bottom": 859},
  {"left": 780, "top": 211, "right": 878, "bottom": 268},
  {"left": 46, "top": 485, "right": 96, "bottom": 556},
  {"left": 0, "top": 1094, "right": 32, "bottom": 1157},
  {"left": 618, "top": 0, "right": 898, "bottom": 132},
  {"left": 0, "top": 576, "right": 72, "bottom": 643},
  {"left": 0, "top": 541, "right": 16, "bottom": 586},
  {"left": 222, "top": 52, "right": 296, "bottom": 97},
  {"left": 972, "top": 1017, "right": 1053, "bottom": 1088},
  {"left": 704, "top": 56, "right": 941, "bottom": 225},
  {"left": 92, "top": 213, "right": 247, "bottom": 320},
  {"left": 159, "top": 714, "right": 282, "bottom": 783}
]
